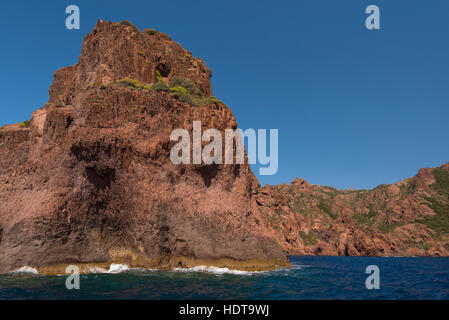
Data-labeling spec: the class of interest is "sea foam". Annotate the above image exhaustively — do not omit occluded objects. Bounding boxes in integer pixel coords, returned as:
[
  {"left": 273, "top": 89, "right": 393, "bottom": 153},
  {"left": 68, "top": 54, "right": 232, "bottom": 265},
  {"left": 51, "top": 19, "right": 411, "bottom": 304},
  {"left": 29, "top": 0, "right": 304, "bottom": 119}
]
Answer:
[
  {"left": 88, "top": 264, "right": 130, "bottom": 274},
  {"left": 108, "top": 264, "right": 130, "bottom": 274},
  {"left": 172, "top": 265, "right": 261, "bottom": 275},
  {"left": 14, "top": 266, "right": 39, "bottom": 274}
]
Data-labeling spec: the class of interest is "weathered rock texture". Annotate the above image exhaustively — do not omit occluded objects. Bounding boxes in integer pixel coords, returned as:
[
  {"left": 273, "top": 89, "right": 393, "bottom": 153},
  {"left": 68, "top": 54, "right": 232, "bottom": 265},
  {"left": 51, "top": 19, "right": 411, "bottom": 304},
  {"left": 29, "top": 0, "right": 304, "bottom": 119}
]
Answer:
[
  {"left": 0, "top": 21, "right": 288, "bottom": 273},
  {"left": 1, "top": 21, "right": 448, "bottom": 274},
  {"left": 258, "top": 163, "right": 449, "bottom": 256}
]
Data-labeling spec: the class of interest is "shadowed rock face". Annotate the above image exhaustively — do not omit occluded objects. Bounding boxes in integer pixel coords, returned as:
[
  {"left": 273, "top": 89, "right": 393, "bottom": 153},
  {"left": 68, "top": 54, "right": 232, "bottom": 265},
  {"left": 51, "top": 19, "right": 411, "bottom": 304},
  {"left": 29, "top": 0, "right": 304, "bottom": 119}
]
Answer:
[
  {"left": 0, "top": 20, "right": 288, "bottom": 273},
  {"left": 257, "top": 163, "right": 449, "bottom": 257}
]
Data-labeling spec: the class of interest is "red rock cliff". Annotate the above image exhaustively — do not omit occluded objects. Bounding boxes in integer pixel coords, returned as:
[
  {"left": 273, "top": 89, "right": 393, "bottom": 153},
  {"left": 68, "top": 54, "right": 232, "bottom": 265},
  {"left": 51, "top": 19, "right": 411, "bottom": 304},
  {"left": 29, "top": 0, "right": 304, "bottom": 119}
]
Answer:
[
  {"left": 257, "top": 163, "right": 449, "bottom": 257},
  {"left": 1, "top": 21, "right": 448, "bottom": 274},
  {"left": 0, "top": 21, "right": 289, "bottom": 273}
]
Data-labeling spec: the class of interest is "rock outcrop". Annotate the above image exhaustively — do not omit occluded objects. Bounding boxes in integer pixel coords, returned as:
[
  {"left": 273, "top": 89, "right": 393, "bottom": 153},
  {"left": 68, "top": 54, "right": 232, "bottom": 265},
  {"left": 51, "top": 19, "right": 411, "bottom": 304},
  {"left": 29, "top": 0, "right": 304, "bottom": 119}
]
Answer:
[
  {"left": 0, "top": 21, "right": 288, "bottom": 274},
  {"left": 1, "top": 20, "right": 448, "bottom": 274},
  {"left": 257, "top": 163, "right": 449, "bottom": 256}
]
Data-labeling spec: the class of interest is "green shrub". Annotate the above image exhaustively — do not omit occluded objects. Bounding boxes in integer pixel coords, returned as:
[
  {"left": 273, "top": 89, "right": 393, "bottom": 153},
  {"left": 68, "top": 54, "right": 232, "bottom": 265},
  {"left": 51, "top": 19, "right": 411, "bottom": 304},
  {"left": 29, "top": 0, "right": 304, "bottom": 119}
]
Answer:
[
  {"left": 169, "top": 76, "right": 185, "bottom": 85},
  {"left": 378, "top": 220, "right": 393, "bottom": 234},
  {"left": 432, "top": 168, "right": 449, "bottom": 196},
  {"left": 143, "top": 28, "right": 171, "bottom": 40},
  {"left": 169, "top": 85, "right": 221, "bottom": 108},
  {"left": 151, "top": 82, "right": 169, "bottom": 92},
  {"left": 192, "top": 96, "right": 222, "bottom": 107},
  {"left": 405, "top": 179, "right": 416, "bottom": 194},
  {"left": 318, "top": 198, "right": 337, "bottom": 219},
  {"left": 170, "top": 86, "right": 189, "bottom": 95},
  {"left": 418, "top": 197, "right": 449, "bottom": 234},
  {"left": 110, "top": 75, "right": 222, "bottom": 108},
  {"left": 353, "top": 208, "right": 379, "bottom": 228},
  {"left": 404, "top": 239, "right": 432, "bottom": 250},
  {"left": 169, "top": 85, "right": 194, "bottom": 105},
  {"left": 377, "top": 218, "right": 404, "bottom": 234},
  {"left": 155, "top": 71, "right": 164, "bottom": 83},
  {"left": 114, "top": 79, "right": 151, "bottom": 91},
  {"left": 172, "top": 92, "right": 194, "bottom": 106},
  {"left": 170, "top": 76, "right": 201, "bottom": 96},
  {"left": 19, "top": 120, "right": 30, "bottom": 128}
]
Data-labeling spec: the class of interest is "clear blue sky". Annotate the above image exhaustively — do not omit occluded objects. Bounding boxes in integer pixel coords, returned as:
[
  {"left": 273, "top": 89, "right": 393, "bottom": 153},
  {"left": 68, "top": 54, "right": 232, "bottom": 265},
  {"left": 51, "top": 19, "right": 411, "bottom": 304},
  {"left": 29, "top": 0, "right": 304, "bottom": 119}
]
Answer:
[{"left": 0, "top": 0, "right": 448, "bottom": 189}]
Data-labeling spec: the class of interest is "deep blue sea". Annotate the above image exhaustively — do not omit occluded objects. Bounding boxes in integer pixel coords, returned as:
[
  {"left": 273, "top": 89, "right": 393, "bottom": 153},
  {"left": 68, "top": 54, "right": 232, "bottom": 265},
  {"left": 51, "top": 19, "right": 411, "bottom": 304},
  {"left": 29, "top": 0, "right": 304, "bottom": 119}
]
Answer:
[{"left": 1, "top": 256, "right": 449, "bottom": 300}]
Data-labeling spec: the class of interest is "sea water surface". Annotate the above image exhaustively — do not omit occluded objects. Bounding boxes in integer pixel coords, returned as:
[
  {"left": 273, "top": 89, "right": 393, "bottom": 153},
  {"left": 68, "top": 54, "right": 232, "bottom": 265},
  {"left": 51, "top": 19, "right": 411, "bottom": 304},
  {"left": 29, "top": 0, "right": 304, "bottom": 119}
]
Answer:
[{"left": 1, "top": 256, "right": 449, "bottom": 299}]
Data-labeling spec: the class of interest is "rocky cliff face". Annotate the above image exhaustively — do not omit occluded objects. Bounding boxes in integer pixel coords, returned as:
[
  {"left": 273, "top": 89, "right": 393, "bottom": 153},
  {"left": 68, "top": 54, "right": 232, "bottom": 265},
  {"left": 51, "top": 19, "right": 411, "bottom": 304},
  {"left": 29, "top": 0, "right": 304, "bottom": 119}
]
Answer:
[
  {"left": 0, "top": 20, "right": 288, "bottom": 274},
  {"left": 1, "top": 21, "right": 448, "bottom": 274},
  {"left": 257, "top": 163, "right": 449, "bottom": 256}
]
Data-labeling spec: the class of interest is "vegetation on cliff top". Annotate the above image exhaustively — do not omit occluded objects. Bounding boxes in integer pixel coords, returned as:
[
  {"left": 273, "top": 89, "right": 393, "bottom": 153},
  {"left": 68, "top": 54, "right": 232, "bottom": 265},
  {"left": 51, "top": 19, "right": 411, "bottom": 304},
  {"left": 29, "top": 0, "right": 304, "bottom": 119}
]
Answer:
[
  {"left": 111, "top": 75, "right": 222, "bottom": 108},
  {"left": 169, "top": 76, "right": 221, "bottom": 107},
  {"left": 19, "top": 120, "right": 30, "bottom": 128},
  {"left": 118, "top": 20, "right": 172, "bottom": 41},
  {"left": 114, "top": 78, "right": 152, "bottom": 91},
  {"left": 432, "top": 168, "right": 449, "bottom": 196},
  {"left": 283, "top": 166, "right": 449, "bottom": 241},
  {"left": 416, "top": 168, "right": 449, "bottom": 235}
]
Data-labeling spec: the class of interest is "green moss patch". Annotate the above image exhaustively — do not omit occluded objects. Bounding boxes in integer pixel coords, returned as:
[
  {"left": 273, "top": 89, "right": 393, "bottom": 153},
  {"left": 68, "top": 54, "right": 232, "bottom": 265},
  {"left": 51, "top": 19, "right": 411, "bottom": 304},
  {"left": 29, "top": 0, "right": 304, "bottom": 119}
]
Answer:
[{"left": 353, "top": 208, "right": 379, "bottom": 228}]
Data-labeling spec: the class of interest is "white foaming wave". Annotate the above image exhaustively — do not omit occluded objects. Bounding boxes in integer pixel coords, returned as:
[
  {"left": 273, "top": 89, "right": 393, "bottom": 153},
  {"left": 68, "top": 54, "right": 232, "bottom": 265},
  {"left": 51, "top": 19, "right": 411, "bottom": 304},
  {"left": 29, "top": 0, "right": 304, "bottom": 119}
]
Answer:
[
  {"left": 88, "top": 264, "right": 130, "bottom": 274},
  {"left": 108, "top": 263, "right": 130, "bottom": 274},
  {"left": 13, "top": 266, "right": 39, "bottom": 274},
  {"left": 172, "top": 265, "right": 263, "bottom": 275}
]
